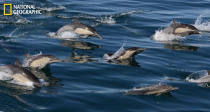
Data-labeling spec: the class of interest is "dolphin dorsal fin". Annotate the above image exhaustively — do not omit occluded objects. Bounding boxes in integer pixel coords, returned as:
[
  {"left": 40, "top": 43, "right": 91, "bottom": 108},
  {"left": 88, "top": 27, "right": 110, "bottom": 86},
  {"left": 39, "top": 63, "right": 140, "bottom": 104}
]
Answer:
[
  {"left": 73, "top": 19, "right": 80, "bottom": 24},
  {"left": 15, "top": 59, "right": 22, "bottom": 67},
  {"left": 25, "top": 54, "right": 31, "bottom": 59},
  {"left": 207, "top": 70, "right": 210, "bottom": 75},
  {"left": 172, "top": 19, "right": 176, "bottom": 24}
]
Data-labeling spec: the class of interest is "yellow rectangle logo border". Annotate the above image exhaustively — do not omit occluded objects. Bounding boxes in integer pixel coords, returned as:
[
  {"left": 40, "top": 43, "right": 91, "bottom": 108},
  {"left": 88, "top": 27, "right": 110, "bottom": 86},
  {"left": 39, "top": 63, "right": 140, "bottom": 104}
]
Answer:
[{"left": 4, "top": 4, "right": 12, "bottom": 15}]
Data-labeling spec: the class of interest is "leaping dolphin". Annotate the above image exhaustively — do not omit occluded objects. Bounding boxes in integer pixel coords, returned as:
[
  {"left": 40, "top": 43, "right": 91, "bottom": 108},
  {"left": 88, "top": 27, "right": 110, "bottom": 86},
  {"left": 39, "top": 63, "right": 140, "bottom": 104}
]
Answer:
[
  {"left": 163, "top": 19, "right": 201, "bottom": 37},
  {"left": 52, "top": 19, "right": 102, "bottom": 40}
]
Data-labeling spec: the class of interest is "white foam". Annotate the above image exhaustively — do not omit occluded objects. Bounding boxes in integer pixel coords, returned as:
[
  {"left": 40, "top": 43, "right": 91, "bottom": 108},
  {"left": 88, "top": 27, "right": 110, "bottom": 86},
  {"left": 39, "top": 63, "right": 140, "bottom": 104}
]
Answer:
[
  {"left": 96, "top": 10, "right": 142, "bottom": 24},
  {"left": 96, "top": 16, "right": 116, "bottom": 24},
  {"left": 119, "top": 10, "right": 142, "bottom": 16},
  {"left": 47, "top": 32, "right": 56, "bottom": 37},
  {"left": 152, "top": 29, "right": 185, "bottom": 41},
  {"left": 38, "top": 5, "right": 66, "bottom": 12},
  {"left": 194, "top": 14, "right": 210, "bottom": 31},
  {"left": 16, "top": 18, "right": 31, "bottom": 24}
]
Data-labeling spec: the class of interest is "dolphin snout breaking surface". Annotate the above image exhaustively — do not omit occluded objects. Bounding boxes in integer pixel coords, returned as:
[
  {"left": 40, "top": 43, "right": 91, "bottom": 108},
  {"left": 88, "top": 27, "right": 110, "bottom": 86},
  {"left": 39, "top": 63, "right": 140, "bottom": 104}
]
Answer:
[{"left": 22, "top": 53, "right": 61, "bottom": 70}]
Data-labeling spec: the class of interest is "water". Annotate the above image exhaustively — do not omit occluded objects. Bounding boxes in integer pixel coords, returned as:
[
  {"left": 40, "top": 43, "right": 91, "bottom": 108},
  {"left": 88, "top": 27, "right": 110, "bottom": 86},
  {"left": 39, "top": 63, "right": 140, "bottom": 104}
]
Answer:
[{"left": 0, "top": 0, "right": 210, "bottom": 111}]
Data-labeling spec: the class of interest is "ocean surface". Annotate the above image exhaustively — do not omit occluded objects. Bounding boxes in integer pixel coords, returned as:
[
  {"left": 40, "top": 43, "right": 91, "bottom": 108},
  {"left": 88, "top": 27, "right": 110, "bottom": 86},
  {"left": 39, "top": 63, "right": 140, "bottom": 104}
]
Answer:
[{"left": 0, "top": 0, "right": 210, "bottom": 112}]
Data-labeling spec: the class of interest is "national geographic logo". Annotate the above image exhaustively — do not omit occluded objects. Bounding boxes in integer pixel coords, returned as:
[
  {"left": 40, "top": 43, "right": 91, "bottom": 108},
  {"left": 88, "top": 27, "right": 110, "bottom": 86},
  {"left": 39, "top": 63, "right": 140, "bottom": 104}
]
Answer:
[
  {"left": 3, "top": 3, "right": 42, "bottom": 15},
  {"left": 4, "top": 4, "right": 12, "bottom": 15}
]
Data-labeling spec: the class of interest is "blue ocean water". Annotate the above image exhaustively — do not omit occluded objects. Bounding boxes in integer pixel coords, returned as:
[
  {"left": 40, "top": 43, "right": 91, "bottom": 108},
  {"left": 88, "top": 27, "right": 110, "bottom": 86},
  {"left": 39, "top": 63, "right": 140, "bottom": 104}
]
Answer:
[{"left": 0, "top": 0, "right": 210, "bottom": 112}]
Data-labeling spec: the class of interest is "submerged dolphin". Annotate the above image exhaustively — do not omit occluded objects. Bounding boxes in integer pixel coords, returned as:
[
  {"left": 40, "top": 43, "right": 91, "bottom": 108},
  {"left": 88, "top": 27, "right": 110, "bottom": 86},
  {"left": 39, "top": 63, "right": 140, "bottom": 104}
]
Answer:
[
  {"left": 22, "top": 53, "right": 61, "bottom": 70},
  {"left": 52, "top": 19, "right": 102, "bottom": 40},
  {"left": 0, "top": 60, "right": 41, "bottom": 88},
  {"left": 163, "top": 19, "right": 201, "bottom": 37},
  {"left": 103, "top": 46, "right": 146, "bottom": 61},
  {"left": 125, "top": 84, "right": 178, "bottom": 96}
]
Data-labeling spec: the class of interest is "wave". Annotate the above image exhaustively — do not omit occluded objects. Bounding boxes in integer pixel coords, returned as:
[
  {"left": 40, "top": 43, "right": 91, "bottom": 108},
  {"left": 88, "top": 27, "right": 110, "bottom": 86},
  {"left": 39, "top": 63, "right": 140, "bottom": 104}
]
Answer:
[
  {"left": 36, "top": 2, "right": 66, "bottom": 12},
  {"left": 0, "top": 15, "right": 31, "bottom": 24},
  {"left": 39, "top": 6, "right": 66, "bottom": 12},
  {"left": 57, "top": 10, "right": 142, "bottom": 25}
]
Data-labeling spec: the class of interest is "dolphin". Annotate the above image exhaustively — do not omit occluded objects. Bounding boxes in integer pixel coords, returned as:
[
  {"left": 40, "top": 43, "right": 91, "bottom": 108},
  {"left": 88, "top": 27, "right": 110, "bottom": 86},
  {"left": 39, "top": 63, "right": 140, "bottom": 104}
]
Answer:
[
  {"left": 163, "top": 19, "right": 201, "bottom": 37},
  {"left": 103, "top": 46, "right": 146, "bottom": 61},
  {"left": 125, "top": 84, "right": 178, "bottom": 96},
  {"left": 0, "top": 60, "right": 41, "bottom": 88},
  {"left": 53, "top": 19, "right": 102, "bottom": 40},
  {"left": 22, "top": 53, "right": 61, "bottom": 70}
]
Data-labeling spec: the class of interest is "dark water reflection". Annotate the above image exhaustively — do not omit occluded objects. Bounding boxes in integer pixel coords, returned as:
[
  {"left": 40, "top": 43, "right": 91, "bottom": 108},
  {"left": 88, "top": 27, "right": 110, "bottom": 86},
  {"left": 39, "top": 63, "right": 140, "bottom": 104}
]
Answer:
[{"left": 60, "top": 40, "right": 101, "bottom": 50}]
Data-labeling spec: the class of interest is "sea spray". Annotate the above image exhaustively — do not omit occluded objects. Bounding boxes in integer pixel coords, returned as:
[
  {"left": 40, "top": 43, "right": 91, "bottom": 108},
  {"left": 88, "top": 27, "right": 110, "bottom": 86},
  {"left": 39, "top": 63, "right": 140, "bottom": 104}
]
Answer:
[
  {"left": 152, "top": 29, "right": 185, "bottom": 41},
  {"left": 194, "top": 14, "right": 210, "bottom": 31}
]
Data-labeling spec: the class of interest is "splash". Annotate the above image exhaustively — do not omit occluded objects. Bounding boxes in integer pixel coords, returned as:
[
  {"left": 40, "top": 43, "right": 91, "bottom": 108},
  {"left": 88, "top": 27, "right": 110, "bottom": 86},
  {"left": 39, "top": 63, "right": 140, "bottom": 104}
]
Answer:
[
  {"left": 47, "top": 31, "right": 79, "bottom": 40},
  {"left": 194, "top": 14, "right": 210, "bottom": 31},
  {"left": 96, "top": 10, "right": 142, "bottom": 24},
  {"left": 96, "top": 16, "right": 116, "bottom": 24},
  {"left": 103, "top": 43, "right": 126, "bottom": 60},
  {"left": 57, "top": 10, "right": 142, "bottom": 25},
  {"left": 8, "top": 27, "right": 19, "bottom": 37},
  {"left": 152, "top": 29, "right": 185, "bottom": 41},
  {"left": 38, "top": 5, "right": 66, "bottom": 12},
  {"left": 118, "top": 10, "right": 143, "bottom": 16}
]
